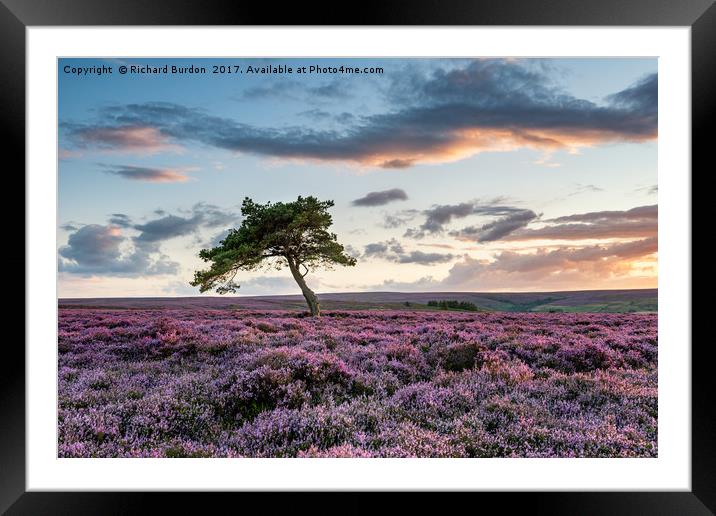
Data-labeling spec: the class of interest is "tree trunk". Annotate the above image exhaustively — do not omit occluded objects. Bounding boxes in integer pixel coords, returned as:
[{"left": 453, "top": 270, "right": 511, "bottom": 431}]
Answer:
[{"left": 287, "top": 259, "right": 321, "bottom": 316}]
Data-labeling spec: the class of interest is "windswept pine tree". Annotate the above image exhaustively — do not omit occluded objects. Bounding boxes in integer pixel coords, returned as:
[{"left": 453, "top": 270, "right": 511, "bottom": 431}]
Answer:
[{"left": 191, "top": 196, "right": 356, "bottom": 316}]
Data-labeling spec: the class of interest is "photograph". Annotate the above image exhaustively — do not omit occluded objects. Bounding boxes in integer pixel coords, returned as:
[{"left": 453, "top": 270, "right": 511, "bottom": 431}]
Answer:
[{"left": 56, "top": 57, "right": 658, "bottom": 459}]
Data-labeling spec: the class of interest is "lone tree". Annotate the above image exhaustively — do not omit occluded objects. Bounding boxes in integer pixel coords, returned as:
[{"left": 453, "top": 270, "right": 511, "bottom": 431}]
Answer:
[{"left": 191, "top": 196, "right": 356, "bottom": 317}]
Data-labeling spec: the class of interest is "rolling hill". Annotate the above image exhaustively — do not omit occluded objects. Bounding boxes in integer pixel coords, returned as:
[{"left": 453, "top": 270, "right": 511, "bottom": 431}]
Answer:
[{"left": 59, "top": 288, "right": 657, "bottom": 313}]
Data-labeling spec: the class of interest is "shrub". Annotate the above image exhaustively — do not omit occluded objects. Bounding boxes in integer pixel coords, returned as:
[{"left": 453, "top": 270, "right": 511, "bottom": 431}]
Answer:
[
  {"left": 427, "top": 300, "right": 479, "bottom": 311},
  {"left": 58, "top": 308, "right": 658, "bottom": 458}
]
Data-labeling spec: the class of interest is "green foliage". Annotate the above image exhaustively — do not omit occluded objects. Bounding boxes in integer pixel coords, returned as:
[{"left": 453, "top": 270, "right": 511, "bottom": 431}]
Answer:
[
  {"left": 427, "top": 300, "right": 479, "bottom": 311},
  {"left": 190, "top": 196, "right": 356, "bottom": 294}
]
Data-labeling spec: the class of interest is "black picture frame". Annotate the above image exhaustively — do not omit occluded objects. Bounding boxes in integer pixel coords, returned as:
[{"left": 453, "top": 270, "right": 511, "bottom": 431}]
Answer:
[{"left": 2, "top": 0, "right": 712, "bottom": 513}]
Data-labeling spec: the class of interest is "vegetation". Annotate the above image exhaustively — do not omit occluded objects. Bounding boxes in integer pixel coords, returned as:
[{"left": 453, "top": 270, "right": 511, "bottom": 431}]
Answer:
[
  {"left": 58, "top": 309, "right": 658, "bottom": 458},
  {"left": 427, "top": 300, "right": 479, "bottom": 311},
  {"left": 191, "top": 196, "right": 356, "bottom": 316}
]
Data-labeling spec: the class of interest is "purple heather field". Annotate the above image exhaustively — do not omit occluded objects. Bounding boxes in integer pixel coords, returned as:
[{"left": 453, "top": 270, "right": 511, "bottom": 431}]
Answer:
[{"left": 58, "top": 304, "right": 657, "bottom": 458}]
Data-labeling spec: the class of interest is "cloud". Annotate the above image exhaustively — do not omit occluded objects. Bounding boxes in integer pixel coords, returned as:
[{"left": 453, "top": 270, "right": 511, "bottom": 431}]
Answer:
[
  {"left": 162, "top": 280, "right": 202, "bottom": 296},
  {"left": 395, "top": 251, "right": 456, "bottom": 265},
  {"left": 335, "top": 112, "right": 356, "bottom": 125},
  {"left": 193, "top": 202, "right": 240, "bottom": 228},
  {"left": 413, "top": 202, "right": 476, "bottom": 235},
  {"left": 504, "top": 205, "right": 657, "bottom": 241},
  {"left": 361, "top": 238, "right": 454, "bottom": 265},
  {"left": 507, "top": 222, "right": 656, "bottom": 241},
  {"left": 606, "top": 73, "right": 657, "bottom": 112},
  {"left": 101, "top": 164, "right": 191, "bottom": 183},
  {"left": 133, "top": 202, "right": 239, "bottom": 243},
  {"left": 635, "top": 184, "right": 658, "bottom": 196},
  {"left": 410, "top": 203, "right": 657, "bottom": 244},
  {"left": 133, "top": 214, "right": 200, "bottom": 243},
  {"left": 442, "top": 238, "right": 657, "bottom": 287},
  {"left": 59, "top": 203, "right": 241, "bottom": 277},
  {"left": 568, "top": 183, "right": 603, "bottom": 197},
  {"left": 406, "top": 200, "right": 535, "bottom": 239},
  {"left": 197, "top": 228, "right": 232, "bottom": 249},
  {"left": 364, "top": 239, "right": 405, "bottom": 257},
  {"left": 58, "top": 224, "right": 122, "bottom": 266},
  {"left": 297, "top": 109, "right": 332, "bottom": 121},
  {"left": 449, "top": 209, "right": 538, "bottom": 242},
  {"left": 241, "top": 275, "right": 338, "bottom": 295},
  {"left": 418, "top": 243, "right": 456, "bottom": 250},
  {"left": 63, "top": 124, "right": 181, "bottom": 154},
  {"left": 376, "top": 276, "right": 441, "bottom": 291},
  {"left": 108, "top": 213, "right": 133, "bottom": 228},
  {"left": 379, "top": 159, "right": 416, "bottom": 169},
  {"left": 416, "top": 204, "right": 657, "bottom": 289},
  {"left": 368, "top": 236, "right": 657, "bottom": 292},
  {"left": 548, "top": 204, "right": 656, "bottom": 224},
  {"left": 381, "top": 201, "right": 657, "bottom": 291},
  {"left": 382, "top": 210, "right": 420, "bottom": 229},
  {"left": 60, "top": 222, "right": 80, "bottom": 232},
  {"left": 240, "top": 78, "right": 351, "bottom": 102},
  {"left": 352, "top": 188, "right": 408, "bottom": 207},
  {"left": 61, "top": 61, "right": 656, "bottom": 168},
  {"left": 59, "top": 148, "right": 81, "bottom": 160},
  {"left": 58, "top": 224, "right": 179, "bottom": 276},
  {"left": 367, "top": 202, "right": 659, "bottom": 291},
  {"left": 307, "top": 80, "right": 352, "bottom": 100},
  {"left": 242, "top": 80, "right": 303, "bottom": 100},
  {"left": 472, "top": 238, "right": 656, "bottom": 275},
  {"left": 343, "top": 244, "right": 363, "bottom": 259}
]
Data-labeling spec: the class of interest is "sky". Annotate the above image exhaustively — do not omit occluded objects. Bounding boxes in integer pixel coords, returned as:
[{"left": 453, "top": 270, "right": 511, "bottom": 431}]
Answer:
[{"left": 57, "top": 58, "right": 658, "bottom": 298}]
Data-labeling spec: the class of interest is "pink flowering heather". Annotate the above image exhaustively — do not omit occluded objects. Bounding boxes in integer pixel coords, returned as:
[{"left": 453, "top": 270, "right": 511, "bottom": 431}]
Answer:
[{"left": 58, "top": 309, "right": 657, "bottom": 458}]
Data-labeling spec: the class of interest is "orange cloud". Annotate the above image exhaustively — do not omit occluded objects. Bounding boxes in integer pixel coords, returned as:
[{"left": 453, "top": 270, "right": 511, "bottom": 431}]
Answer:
[
  {"left": 347, "top": 126, "right": 657, "bottom": 169},
  {"left": 70, "top": 125, "right": 181, "bottom": 155},
  {"left": 438, "top": 240, "right": 658, "bottom": 291},
  {"left": 100, "top": 164, "right": 192, "bottom": 183}
]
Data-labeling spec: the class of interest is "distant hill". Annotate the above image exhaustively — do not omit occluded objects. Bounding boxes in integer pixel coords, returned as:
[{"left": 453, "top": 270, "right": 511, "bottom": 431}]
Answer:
[{"left": 59, "top": 288, "right": 657, "bottom": 313}]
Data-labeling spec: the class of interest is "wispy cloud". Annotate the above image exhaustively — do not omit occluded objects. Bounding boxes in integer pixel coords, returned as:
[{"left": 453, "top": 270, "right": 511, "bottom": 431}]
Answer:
[
  {"left": 239, "top": 78, "right": 352, "bottom": 102},
  {"left": 352, "top": 188, "right": 408, "bottom": 207},
  {"left": 361, "top": 238, "right": 454, "bottom": 265},
  {"left": 405, "top": 199, "right": 536, "bottom": 240},
  {"left": 101, "top": 164, "right": 192, "bottom": 183},
  {"left": 108, "top": 213, "right": 133, "bottom": 227},
  {"left": 568, "top": 183, "right": 604, "bottom": 197},
  {"left": 449, "top": 209, "right": 539, "bottom": 242},
  {"left": 133, "top": 202, "right": 239, "bottom": 243},
  {"left": 504, "top": 205, "right": 657, "bottom": 242},
  {"left": 64, "top": 124, "right": 182, "bottom": 155},
  {"left": 635, "top": 184, "right": 658, "bottom": 196},
  {"left": 382, "top": 210, "right": 420, "bottom": 229}
]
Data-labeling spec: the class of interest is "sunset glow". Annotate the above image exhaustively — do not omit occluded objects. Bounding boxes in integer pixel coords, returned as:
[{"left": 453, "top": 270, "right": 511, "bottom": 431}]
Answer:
[{"left": 58, "top": 58, "right": 657, "bottom": 297}]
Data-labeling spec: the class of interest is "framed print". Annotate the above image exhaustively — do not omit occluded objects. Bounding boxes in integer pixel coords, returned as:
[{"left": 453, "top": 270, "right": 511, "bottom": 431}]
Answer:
[{"left": 3, "top": 0, "right": 714, "bottom": 513}]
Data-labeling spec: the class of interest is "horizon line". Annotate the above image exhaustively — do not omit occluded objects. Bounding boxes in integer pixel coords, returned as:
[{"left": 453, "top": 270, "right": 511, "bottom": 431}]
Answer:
[{"left": 59, "top": 287, "right": 657, "bottom": 301}]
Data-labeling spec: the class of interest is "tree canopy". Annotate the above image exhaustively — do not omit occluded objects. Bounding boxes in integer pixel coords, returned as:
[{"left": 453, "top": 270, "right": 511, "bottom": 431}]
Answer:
[{"left": 191, "top": 196, "right": 356, "bottom": 316}]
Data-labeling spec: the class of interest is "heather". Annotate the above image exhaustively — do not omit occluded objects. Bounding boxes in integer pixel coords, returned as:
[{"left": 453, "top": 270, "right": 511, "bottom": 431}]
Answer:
[{"left": 58, "top": 309, "right": 657, "bottom": 458}]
